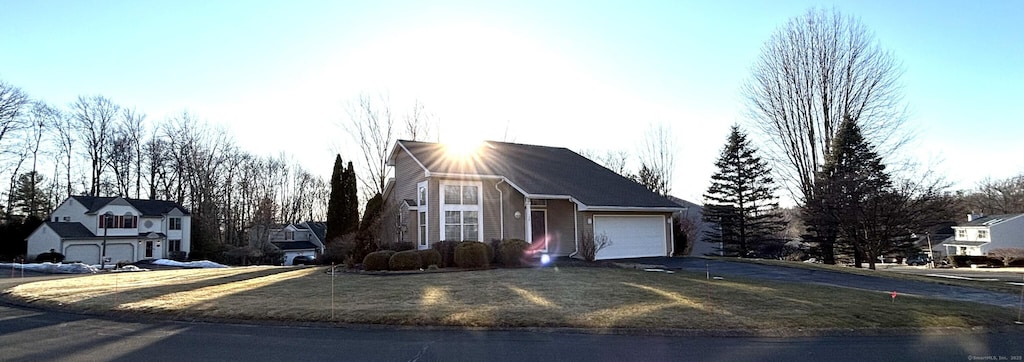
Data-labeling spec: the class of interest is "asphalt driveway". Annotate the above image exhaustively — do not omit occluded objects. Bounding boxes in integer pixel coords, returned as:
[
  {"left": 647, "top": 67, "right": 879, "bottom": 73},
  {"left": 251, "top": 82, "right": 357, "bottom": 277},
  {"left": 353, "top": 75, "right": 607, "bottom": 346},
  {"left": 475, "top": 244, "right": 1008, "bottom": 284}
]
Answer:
[{"left": 625, "top": 257, "right": 1024, "bottom": 309}]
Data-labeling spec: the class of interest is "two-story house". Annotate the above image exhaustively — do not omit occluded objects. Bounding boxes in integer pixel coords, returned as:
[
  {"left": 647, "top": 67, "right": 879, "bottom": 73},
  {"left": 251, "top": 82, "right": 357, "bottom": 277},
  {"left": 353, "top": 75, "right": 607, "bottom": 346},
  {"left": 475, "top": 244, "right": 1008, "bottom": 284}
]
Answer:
[
  {"left": 383, "top": 140, "right": 684, "bottom": 260},
  {"left": 942, "top": 213, "right": 1024, "bottom": 256},
  {"left": 264, "top": 222, "right": 326, "bottom": 265},
  {"left": 26, "top": 196, "right": 191, "bottom": 264}
]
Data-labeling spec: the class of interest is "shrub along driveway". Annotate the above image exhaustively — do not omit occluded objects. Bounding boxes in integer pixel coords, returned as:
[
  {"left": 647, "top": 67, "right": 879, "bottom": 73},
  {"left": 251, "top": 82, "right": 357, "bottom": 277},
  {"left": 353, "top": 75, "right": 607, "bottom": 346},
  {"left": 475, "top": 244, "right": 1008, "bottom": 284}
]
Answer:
[{"left": 628, "top": 257, "right": 1024, "bottom": 308}]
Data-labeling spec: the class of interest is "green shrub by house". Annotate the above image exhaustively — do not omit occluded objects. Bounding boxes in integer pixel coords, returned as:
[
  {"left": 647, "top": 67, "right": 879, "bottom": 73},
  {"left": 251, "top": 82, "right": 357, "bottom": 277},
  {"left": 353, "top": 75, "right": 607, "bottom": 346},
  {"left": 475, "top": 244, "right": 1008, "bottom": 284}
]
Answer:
[
  {"left": 363, "top": 250, "right": 395, "bottom": 271},
  {"left": 417, "top": 249, "right": 442, "bottom": 269},
  {"left": 497, "top": 239, "right": 530, "bottom": 267},
  {"left": 389, "top": 250, "right": 422, "bottom": 271},
  {"left": 454, "top": 241, "right": 490, "bottom": 269},
  {"left": 432, "top": 240, "right": 460, "bottom": 267}
]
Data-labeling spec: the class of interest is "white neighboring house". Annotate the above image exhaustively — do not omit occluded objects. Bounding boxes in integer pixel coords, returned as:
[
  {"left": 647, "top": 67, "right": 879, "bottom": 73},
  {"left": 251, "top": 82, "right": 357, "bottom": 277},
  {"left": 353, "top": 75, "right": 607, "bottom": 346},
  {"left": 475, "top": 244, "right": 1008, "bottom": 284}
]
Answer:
[
  {"left": 268, "top": 222, "right": 326, "bottom": 265},
  {"left": 943, "top": 213, "right": 1024, "bottom": 256},
  {"left": 26, "top": 196, "right": 191, "bottom": 264}
]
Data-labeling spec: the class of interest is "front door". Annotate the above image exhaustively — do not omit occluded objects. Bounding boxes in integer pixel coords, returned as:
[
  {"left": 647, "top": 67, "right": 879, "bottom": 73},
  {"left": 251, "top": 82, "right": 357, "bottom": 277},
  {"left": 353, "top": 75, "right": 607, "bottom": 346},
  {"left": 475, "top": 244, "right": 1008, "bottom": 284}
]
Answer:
[{"left": 531, "top": 210, "right": 547, "bottom": 251}]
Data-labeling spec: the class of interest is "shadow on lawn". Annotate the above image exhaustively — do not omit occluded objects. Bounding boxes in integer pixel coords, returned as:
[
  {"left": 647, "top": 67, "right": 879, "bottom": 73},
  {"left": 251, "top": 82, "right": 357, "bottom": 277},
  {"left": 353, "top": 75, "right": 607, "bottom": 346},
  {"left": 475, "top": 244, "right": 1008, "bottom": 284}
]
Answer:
[{"left": 9, "top": 267, "right": 300, "bottom": 312}]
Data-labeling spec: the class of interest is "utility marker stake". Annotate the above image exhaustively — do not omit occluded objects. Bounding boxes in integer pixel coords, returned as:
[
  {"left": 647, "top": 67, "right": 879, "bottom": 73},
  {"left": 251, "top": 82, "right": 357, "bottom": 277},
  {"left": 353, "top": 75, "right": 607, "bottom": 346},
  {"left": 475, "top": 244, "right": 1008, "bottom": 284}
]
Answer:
[
  {"left": 1016, "top": 274, "right": 1023, "bottom": 325},
  {"left": 891, "top": 290, "right": 897, "bottom": 304},
  {"left": 331, "top": 263, "right": 336, "bottom": 320}
]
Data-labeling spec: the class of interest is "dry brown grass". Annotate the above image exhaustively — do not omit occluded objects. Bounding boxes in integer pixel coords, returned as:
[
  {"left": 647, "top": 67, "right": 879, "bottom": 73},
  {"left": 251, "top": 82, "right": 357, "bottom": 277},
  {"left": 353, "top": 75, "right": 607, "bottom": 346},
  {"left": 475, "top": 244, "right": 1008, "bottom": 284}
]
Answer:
[{"left": 2, "top": 266, "right": 1018, "bottom": 331}]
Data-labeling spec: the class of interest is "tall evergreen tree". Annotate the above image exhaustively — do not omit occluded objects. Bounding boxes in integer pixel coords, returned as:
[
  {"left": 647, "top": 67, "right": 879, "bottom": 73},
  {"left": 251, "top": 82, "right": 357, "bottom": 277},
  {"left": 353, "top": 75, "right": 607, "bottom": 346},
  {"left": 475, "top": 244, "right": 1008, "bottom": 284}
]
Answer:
[
  {"left": 702, "top": 125, "right": 786, "bottom": 257},
  {"left": 325, "top": 155, "right": 346, "bottom": 243},
  {"left": 805, "top": 116, "right": 891, "bottom": 267},
  {"left": 342, "top": 161, "right": 359, "bottom": 235}
]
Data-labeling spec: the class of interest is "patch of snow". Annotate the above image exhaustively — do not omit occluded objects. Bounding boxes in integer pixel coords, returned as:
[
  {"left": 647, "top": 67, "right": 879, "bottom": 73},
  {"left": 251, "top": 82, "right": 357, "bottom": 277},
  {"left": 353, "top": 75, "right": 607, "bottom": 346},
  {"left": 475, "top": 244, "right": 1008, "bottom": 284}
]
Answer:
[
  {"left": 151, "top": 259, "right": 228, "bottom": 268},
  {"left": 1007, "top": 282, "right": 1024, "bottom": 287},
  {"left": 113, "top": 265, "right": 149, "bottom": 272},
  {"left": 0, "top": 262, "right": 98, "bottom": 274},
  {"left": 924, "top": 274, "right": 1000, "bottom": 282}
]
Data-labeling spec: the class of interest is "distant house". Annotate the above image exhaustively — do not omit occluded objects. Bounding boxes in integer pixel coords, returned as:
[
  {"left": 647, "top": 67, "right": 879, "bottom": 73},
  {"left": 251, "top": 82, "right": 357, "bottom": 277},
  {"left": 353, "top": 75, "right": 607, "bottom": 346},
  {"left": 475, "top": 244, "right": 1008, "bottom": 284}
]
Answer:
[
  {"left": 382, "top": 140, "right": 684, "bottom": 260},
  {"left": 265, "top": 222, "right": 326, "bottom": 265},
  {"left": 942, "top": 213, "right": 1024, "bottom": 256},
  {"left": 26, "top": 196, "right": 191, "bottom": 264}
]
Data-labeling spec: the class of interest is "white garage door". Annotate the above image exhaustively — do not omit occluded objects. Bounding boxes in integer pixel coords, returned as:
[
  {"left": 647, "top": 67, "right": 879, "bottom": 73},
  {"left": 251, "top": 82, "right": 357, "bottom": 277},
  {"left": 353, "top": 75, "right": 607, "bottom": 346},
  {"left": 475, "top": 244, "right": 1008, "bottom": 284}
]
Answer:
[
  {"left": 593, "top": 215, "right": 667, "bottom": 260},
  {"left": 107, "top": 244, "right": 135, "bottom": 264},
  {"left": 65, "top": 245, "right": 100, "bottom": 264}
]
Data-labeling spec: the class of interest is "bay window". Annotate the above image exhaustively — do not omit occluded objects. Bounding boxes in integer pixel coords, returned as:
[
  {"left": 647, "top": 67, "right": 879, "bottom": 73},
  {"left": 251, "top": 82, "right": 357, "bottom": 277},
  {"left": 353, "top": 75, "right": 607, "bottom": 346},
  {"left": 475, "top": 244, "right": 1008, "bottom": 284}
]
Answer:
[{"left": 440, "top": 182, "right": 481, "bottom": 241}]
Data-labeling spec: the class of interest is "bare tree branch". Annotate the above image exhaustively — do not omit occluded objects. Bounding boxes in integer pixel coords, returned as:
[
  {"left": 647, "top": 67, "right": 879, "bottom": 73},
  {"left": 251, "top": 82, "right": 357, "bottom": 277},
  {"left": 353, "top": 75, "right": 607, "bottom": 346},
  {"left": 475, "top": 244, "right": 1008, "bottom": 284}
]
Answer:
[{"left": 743, "top": 7, "right": 910, "bottom": 205}]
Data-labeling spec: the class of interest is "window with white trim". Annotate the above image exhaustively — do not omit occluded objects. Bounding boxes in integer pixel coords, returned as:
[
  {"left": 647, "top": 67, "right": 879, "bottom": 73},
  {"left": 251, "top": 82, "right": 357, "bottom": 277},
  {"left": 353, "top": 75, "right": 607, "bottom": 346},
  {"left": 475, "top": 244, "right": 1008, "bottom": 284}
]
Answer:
[
  {"left": 440, "top": 182, "right": 481, "bottom": 241},
  {"left": 169, "top": 217, "right": 182, "bottom": 230},
  {"left": 977, "top": 230, "right": 988, "bottom": 239},
  {"left": 417, "top": 181, "right": 428, "bottom": 246},
  {"left": 956, "top": 229, "right": 966, "bottom": 239}
]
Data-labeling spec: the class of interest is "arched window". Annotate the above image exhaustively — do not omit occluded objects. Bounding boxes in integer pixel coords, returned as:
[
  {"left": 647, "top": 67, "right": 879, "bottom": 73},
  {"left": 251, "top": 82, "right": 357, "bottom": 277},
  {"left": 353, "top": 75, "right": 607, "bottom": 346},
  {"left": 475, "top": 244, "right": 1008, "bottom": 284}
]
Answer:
[{"left": 123, "top": 212, "right": 137, "bottom": 229}]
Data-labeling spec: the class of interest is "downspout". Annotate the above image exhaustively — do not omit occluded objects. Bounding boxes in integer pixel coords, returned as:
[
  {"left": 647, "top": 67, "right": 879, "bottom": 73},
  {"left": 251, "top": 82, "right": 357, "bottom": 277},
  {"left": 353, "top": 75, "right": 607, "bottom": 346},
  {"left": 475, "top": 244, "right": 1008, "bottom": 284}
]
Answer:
[
  {"left": 569, "top": 201, "right": 580, "bottom": 259},
  {"left": 495, "top": 179, "right": 505, "bottom": 240}
]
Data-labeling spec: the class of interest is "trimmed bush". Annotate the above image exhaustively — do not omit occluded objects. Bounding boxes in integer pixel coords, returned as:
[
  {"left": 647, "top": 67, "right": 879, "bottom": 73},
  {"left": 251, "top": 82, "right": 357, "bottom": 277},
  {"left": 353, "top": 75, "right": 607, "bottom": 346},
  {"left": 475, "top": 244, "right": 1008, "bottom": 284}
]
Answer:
[
  {"left": 454, "top": 241, "right": 490, "bottom": 269},
  {"left": 363, "top": 250, "right": 395, "bottom": 271},
  {"left": 389, "top": 250, "right": 422, "bottom": 271},
  {"left": 417, "top": 249, "right": 442, "bottom": 269},
  {"left": 35, "top": 250, "right": 65, "bottom": 263},
  {"left": 432, "top": 240, "right": 460, "bottom": 268},
  {"left": 497, "top": 239, "right": 530, "bottom": 267}
]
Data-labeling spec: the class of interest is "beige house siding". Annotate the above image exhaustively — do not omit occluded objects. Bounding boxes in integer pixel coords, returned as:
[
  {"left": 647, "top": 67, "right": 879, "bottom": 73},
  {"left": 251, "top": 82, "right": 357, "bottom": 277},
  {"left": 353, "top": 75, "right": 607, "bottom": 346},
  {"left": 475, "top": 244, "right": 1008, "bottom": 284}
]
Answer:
[
  {"left": 389, "top": 149, "right": 428, "bottom": 244},
  {"left": 541, "top": 199, "right": 577, "bottom": 256}
]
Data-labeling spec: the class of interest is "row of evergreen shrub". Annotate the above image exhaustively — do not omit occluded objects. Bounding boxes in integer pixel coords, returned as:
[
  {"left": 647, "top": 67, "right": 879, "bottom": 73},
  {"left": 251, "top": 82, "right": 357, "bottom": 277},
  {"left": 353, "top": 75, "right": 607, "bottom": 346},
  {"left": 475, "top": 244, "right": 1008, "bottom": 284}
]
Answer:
[{"left": 361, "top": 239, "right": 532, "bottom": 271}]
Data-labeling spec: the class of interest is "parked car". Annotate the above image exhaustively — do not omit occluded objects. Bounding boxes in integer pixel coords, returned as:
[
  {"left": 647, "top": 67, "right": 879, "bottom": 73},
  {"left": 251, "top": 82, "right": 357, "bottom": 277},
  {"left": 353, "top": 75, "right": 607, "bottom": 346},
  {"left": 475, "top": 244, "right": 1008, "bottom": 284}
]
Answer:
[
  {"left": 906, "top": 255, "right": 931, "bottom": 266},
  {"left": 292, "top": 255, "right": 315, "bottom": 265}
]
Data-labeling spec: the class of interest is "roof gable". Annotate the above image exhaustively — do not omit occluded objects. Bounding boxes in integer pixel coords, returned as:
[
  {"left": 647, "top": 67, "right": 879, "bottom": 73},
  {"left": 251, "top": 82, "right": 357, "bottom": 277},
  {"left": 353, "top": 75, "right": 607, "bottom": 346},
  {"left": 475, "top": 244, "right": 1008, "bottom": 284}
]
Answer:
[
  {"left": 397, "top": 140, "right": 680, "bottom": 209},
  {"left": 71, "top": 196, "right": 190, "bottom": 217}
]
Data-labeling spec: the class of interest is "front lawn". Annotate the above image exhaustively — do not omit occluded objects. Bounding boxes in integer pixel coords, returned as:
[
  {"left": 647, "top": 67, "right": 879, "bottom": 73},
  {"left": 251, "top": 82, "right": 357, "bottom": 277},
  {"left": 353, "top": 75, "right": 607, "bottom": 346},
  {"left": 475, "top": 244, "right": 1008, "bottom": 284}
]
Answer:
[
  {"left": 2, "top": 266, "right": 1018, "bottom": 333},
  {"left": 723, "top": 258, "right": 1024, "bottom": 294}
]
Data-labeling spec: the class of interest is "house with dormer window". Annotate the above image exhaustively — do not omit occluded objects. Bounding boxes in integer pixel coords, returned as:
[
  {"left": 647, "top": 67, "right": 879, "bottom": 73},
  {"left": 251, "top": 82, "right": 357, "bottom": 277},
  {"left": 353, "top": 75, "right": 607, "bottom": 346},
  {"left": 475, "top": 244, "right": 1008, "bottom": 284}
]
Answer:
[
  {"left": 942, "top": 213, "right": 1024, "bottom": 256},
  {"left": 26, "top": 196, "right": 191, "bottom": 264}
]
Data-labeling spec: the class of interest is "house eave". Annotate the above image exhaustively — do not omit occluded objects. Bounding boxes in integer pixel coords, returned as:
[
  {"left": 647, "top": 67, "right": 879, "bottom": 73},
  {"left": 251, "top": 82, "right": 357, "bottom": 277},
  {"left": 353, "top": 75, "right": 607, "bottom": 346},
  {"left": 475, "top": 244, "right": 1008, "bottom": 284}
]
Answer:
[{"left": 578, "top": 206, "right": 685, "bottom": 212}]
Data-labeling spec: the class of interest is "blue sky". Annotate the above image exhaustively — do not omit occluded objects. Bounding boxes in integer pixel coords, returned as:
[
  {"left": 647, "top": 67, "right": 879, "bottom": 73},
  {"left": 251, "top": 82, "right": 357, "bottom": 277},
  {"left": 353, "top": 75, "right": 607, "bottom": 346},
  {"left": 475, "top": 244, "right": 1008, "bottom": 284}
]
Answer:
[{"left": 1, "top": 0, "right": 1021, "bottom": 203}]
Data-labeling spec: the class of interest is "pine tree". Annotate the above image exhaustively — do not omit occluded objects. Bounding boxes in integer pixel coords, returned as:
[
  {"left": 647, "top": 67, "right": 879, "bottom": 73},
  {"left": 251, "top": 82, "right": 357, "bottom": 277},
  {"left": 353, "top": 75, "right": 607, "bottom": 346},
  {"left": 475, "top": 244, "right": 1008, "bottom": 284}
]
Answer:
[
  {"left": 342, "top": 161, "right": 359, "bottom": 234},
  {"left": 702, "top": 125, "right": 786, "bottom": 257},
  {"left": 805, "top": 116, "right": 891, "bottom": 267},
  {"left": 325, "top": 155, "right": 346, "bottom": 244}
]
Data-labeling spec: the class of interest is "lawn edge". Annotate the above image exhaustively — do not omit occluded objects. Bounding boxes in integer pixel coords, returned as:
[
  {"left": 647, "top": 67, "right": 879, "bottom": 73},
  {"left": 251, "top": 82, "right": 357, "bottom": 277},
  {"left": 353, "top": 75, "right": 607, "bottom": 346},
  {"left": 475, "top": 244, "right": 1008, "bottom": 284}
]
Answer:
[{"left": 3, "top": 288, "right": 1021, "bottom": 338}]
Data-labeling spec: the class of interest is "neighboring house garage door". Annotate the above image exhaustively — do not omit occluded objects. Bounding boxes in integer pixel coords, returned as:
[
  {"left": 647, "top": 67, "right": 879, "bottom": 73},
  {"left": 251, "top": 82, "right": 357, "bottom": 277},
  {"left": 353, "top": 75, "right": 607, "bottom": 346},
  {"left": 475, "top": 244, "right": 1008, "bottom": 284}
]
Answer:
[
  {"left": 65, "top": 244, "right": 101, "bottom": 265},
  {"left": 107, "top": 244, "right": 135, "bottom": 264},
  {"left": 593, "top": 215, "right": 667, "bottom": 260}
]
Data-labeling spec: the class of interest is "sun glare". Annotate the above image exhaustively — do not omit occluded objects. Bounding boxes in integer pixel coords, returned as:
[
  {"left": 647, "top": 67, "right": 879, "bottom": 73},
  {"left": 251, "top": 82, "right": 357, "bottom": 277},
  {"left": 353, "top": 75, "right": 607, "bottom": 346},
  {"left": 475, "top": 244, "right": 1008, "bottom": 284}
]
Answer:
[{"left": 443, "top": 139, "right": 485, "bottom": 159}]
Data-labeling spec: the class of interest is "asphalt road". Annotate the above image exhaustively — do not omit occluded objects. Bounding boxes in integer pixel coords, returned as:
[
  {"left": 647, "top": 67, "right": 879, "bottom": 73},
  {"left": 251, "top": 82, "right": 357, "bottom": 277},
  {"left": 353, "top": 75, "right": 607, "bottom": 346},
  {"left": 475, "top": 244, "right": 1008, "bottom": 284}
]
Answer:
[
  {"left": 1, "top": 302, "right": 1023, "bottom": 362},
  {"left": 628, "top": 257, "right": 1024, "bottom": 308}
]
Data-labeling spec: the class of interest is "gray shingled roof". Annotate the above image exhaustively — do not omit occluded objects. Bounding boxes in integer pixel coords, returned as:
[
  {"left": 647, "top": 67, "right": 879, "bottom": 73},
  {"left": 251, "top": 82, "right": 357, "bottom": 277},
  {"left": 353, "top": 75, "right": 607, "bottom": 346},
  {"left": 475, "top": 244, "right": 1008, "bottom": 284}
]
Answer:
[
  {"left": 397, "top": 140, "right": 681, "bottom": 209},
  {"left": 71, "top": 196, "right": 190, "bottom": 216},
  {"left": 960, "top": 214, "right": 1024, "bottom": 227},
  {"left": 271, "top": 241, "right": 319, "bottom": 251},
  {"left": 302, "top": 222, "right": 326, "bottom": 243},
  {"left": 45, "top": 222, "right": 96, "bottom": 238}
]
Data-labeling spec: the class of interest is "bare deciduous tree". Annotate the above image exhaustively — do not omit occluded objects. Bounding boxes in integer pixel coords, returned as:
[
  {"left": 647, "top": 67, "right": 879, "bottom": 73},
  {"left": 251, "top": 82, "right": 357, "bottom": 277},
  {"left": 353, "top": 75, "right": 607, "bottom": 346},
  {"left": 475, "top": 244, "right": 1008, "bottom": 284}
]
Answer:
[
  {"left": 637, "top": 123, "right": 675, "bottom": 196},
  {"left": 580, "top": 149, "right": 631, "bottom": 177},
  {"left": 0, "top": 80, "right": 29, "bottom": 149},
  {"left": 72, "top": 95, "right": 119, "bottom": 196},
  {"left": 403, "top": 99, "right": 435, "bottom": 142},
  {"left": 345, "top": 93, "right": 396, "bottom": 199},
  {"left": 966, "top": 174, "right": 1024, "bottom": 215},
  {"left": 743, "top": 7, "right": 909, "bottom": 204}
]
